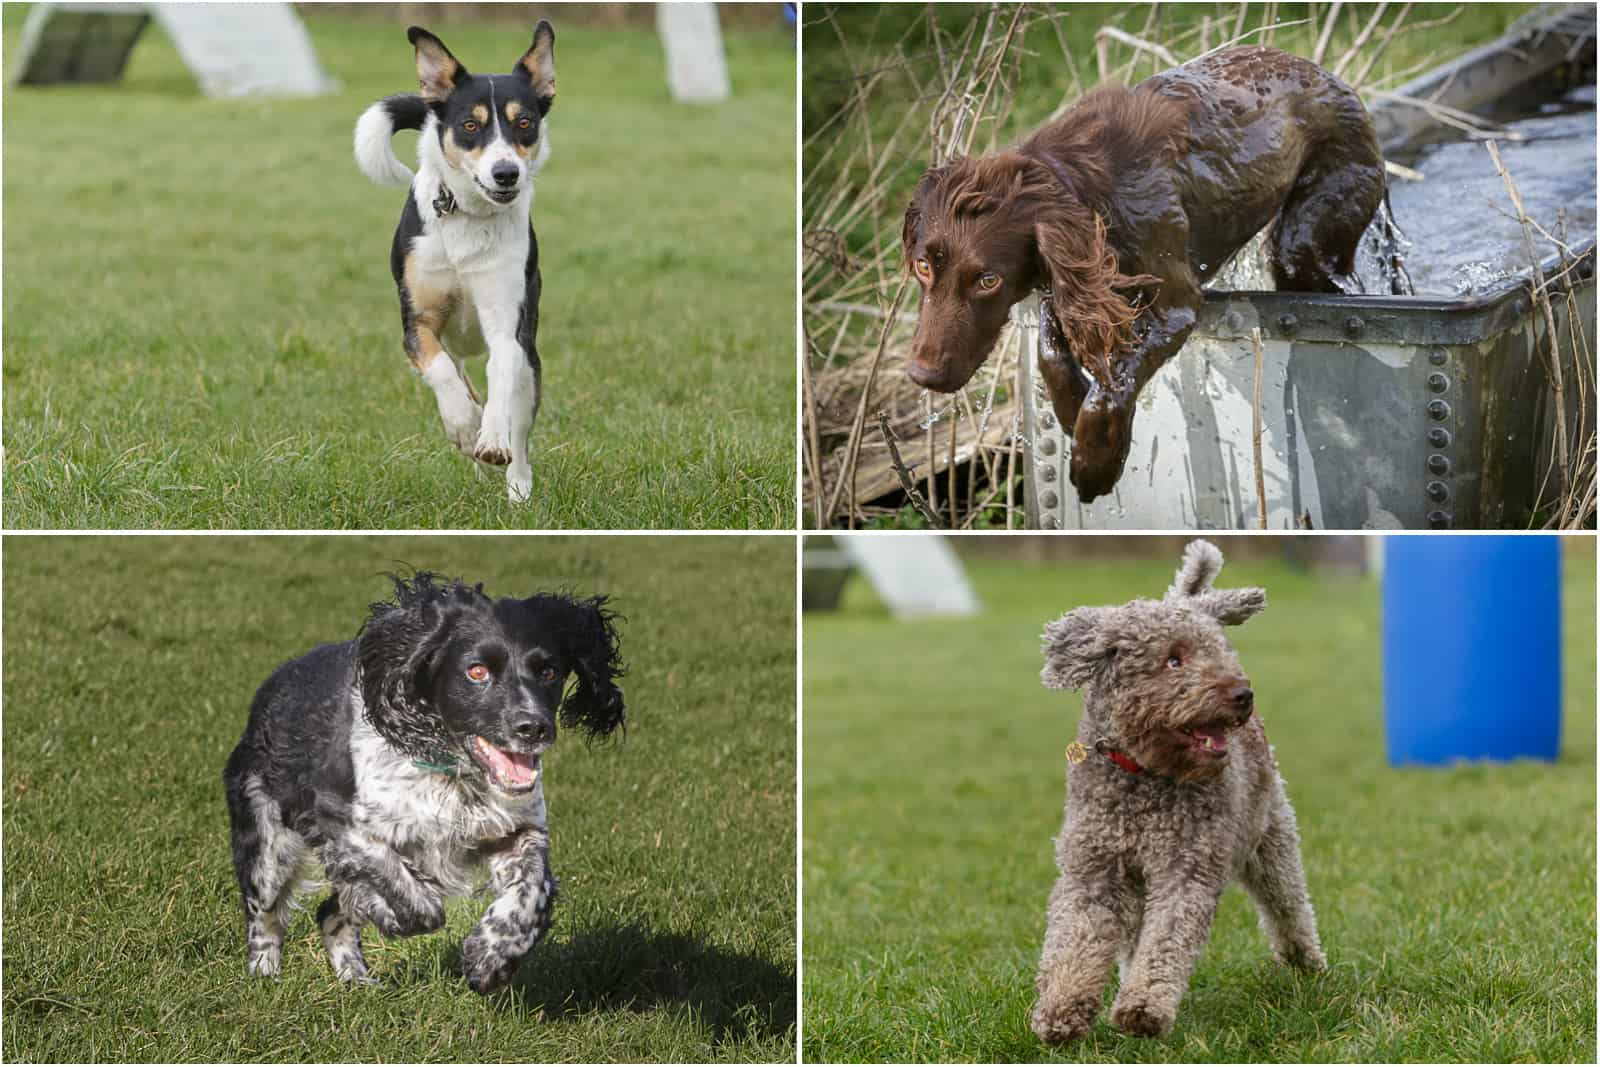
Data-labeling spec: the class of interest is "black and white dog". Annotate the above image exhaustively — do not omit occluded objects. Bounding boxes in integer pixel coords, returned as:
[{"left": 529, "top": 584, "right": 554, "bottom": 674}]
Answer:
[
  {"left": 223, "top": 573, "right": 624, "bottom": 993},
  {"left": 353, "top": 23, "right": 557, "bottom": 503}
]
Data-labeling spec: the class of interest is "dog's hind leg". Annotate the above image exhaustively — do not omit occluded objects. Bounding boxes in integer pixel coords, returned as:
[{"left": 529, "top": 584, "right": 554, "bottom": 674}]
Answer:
[
  {"left": 461, "top": 828, "right": 556, "bottom": 994},
  {"left": 225, "top": 772, "right": 305, "bottom": 977},
  {"left": 1269, "top": 143, "right": 1384, "bottom": 294},
  {"left": 317, "top": 891, "right": 377, "bottom": 984},
  {"left": 1241, "top": 796, "right": 1327, "bottom": 970}
]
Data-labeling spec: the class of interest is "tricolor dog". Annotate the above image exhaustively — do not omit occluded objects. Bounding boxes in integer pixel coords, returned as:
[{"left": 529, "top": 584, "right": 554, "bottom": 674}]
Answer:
[{"left": 354, "top": 23, "right": 558, "bottom": 502}]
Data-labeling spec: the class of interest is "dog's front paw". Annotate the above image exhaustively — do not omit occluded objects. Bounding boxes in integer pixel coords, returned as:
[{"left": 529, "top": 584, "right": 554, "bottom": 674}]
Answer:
[
  {"left": 506, "top": 462, "right": 532, "bottom": 504},
  {"left": 351, "top": 888, "right": 445, "bottom": 939},
  {"left": 460, "top": 931, "right": 520, "bottom": 995},
  {"left": 1110, "top": 998, "right": 1175, "bottom": 1038},
  {"left": 1279, "top": 942, "right": 1328, "bottom": 971},
  {"left": 246, "top": 944, "right": 282, "bottom": 978},
  {"left": 1031, "top": 994, "right": 1098, "bottom": 1045},
  {"left": 473, "top": 420, "right": 513, "bottom": 467}
]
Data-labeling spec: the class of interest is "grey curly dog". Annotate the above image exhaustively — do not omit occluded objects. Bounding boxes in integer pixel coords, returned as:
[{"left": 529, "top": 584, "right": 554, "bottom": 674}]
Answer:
[{"left": 1031, "top": 540, "right": 1325, "bottom": 1044}]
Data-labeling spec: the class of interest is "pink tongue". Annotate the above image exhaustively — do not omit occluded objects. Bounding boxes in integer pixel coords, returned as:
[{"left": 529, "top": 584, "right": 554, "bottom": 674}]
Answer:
[
  {"left": 1191, "top": 726, "right": 1228, "bottom": 749},
  {"left": 480, "top": 740, "right": 537, "bottom": 785}
]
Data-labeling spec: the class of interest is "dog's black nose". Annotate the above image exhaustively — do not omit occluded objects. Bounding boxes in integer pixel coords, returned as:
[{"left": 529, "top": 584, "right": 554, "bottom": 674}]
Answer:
[
  {"left": 510, "top": 712, "right": 552, "bottom": 745},
  {"left": 1231, "top": 686, "right": 1254, "bottom": 711},
  {"left": 491, "top": 162, "right": 520, "bottom": 188}
]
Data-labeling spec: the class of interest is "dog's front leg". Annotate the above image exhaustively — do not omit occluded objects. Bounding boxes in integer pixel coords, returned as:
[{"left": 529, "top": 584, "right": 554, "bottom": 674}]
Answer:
[
  {"left": 321, "top": 833, "right": 447, "bottom": 942},
  {"left": 1032, "top": 872, "right": 1122, "bottom": 1044},
  {"left": 1036, "top": 301, "right": 1091, "bottom": 432},
  {"left": 461, "top": 828, "right": 556, "bottom": 994},
  {"left": 1108, "top": 874, "right": 1223, "bottom": 1037},
  {"left": 470, "top": 274, "right": 539, "bottom": 503}
]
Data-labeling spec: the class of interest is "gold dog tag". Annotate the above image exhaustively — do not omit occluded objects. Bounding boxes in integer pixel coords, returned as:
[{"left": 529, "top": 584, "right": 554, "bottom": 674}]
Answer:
[{"left": 1065, "top": 741, "right": 1088, "bottom": 764}]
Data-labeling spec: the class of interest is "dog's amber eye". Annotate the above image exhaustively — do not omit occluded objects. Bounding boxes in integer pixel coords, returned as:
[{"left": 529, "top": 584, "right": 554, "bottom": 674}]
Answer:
[
  {"left": 467, "top": 664, "right": 490, "bottom": 682},
  {"left": 913, "top": 258, "right": 933, "bottom": 282},
  {"left": 519, "top": 117, "right": 532, "bottom": 129},
  {"left": 977, "top": 272, "right": 1002, "bottom": 292},
  {"left": 1166, "top": 654, "right": 1183, "bottom": 669},
  {"left": 463, "top": 120, "right": 479, "bottom": 133},
  {"left": 539, "top": 666, "right": 558, "bottom": 683}
]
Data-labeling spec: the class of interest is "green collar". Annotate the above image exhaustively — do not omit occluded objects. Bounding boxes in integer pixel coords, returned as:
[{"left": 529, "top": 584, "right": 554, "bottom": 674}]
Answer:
[{"left": 412, "top": 753, "right": 464, "bottom": 778}]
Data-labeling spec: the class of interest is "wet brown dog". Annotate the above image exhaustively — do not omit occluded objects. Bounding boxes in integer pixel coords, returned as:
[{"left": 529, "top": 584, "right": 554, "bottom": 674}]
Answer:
[{"left": 901, "top": 46, "right": 1385, "bottom": 501}]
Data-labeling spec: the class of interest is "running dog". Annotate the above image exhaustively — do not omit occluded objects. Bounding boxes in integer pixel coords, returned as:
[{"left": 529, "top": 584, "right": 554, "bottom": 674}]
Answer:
[{"left": 354, "top": 23, "right": 558, "bottom": 502}]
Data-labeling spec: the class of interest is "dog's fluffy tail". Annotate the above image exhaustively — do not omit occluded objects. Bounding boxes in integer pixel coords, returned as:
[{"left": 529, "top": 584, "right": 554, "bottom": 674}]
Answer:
[{"left": 354, "top": 95, "right": 427, "bottom": 187}]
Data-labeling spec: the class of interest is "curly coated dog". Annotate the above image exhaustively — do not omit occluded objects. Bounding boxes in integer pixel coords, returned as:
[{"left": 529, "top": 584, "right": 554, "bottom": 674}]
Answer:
[
  {"left": 901, "top": 47, "right": 1385, "bottom": 501},
  {"left": 1031, "top": 540, "right": 1324, "bottom": 1043}
]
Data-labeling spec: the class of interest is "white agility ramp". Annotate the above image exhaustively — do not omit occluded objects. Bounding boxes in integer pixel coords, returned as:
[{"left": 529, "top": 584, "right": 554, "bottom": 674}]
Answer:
[
  {"left": 838, "top": 535, "right": 981, "bottom": 619},
  {"left": 11, "top": 2, "right": 337, "bottom": 98}
]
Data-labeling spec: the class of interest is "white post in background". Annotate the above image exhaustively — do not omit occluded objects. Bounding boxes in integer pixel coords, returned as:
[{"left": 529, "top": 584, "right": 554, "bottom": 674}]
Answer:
[{"left": 656, "top": 2, "right": 731, "bottom": 103}]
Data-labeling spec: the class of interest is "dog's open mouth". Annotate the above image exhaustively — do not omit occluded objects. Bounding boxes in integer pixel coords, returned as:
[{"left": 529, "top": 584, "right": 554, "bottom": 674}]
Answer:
[
  {"left": 474, "top": 179, "right": 519, "bottom": 204},
  {"left": 467, "top": 735, "right": 541, "bottom": 793},
  {"left": 1178, "top": 724, "right": 1232, "bottom": 757}
]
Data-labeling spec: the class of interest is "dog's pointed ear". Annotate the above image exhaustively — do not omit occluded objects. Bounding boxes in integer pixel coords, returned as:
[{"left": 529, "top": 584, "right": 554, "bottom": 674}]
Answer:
[
  {"left": 515, "top": 20, "right": 557, "bottom": 114},
  {"left": 409, "top": 26, "right": 465, "bottom": 102},
  {"left": 1167, "top": 539, "right": 1223, "bottom": 598},
  {"left": 357, "top": 573, "right": 472, "bottom": 758},
  {"left": 1194, "top": 588, "right": 1267, "bottom": 626},
  {"left": 1041, "top": 606, "right": 1115, "bottom": 691},
  {"left": 1165, "top": 540, "right": 1265, "bottom": 625},
  {"left": 551, "top": 594, "right": 624, "bottom": 740}
]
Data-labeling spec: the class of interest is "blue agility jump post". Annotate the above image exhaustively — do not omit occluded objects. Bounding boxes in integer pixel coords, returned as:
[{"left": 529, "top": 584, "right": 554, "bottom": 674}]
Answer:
[{"left": 1382, "top": 535, "right": 1562, "bottom": 766}]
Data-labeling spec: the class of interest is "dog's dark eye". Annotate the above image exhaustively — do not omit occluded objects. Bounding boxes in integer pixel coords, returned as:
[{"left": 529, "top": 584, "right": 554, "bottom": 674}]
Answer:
[
  {"left": 463, "top": 120, "right": 479, "bottom": 133},
  {"left": 977, "top": 271, "right": 1002, "bottom": 292},
  {"left": 1166, "top": 653, "right": 1183, "bottom": 669},
  {"left": 539, "top": 666, "right": 558, "bottom": 684},
  {"left": 467, "top": 663, "right": 490, "bottom": 682}
]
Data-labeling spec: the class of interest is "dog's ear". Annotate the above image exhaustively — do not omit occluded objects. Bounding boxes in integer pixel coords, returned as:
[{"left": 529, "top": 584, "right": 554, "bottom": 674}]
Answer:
[
  {"left": 357, "top": 573, "right": 475, "bottom": 758},
  {"left": 515, "top": 20, "right": 557, "bottom": 115},
  {"left": 551, "top": 594, "right": 625, "bottom": 740},
  {"left": 1041, "top": 606, "right": 1116, "bottom": 691},
  {"left": 1033, "top": 209, "right": 1157, "bottom": 386},
  {"left": 1165, "top": 540, "right": 1265, "bottom": 625},
  {"left": 409, "top": 26, "right": 466, "bottom": 102}
]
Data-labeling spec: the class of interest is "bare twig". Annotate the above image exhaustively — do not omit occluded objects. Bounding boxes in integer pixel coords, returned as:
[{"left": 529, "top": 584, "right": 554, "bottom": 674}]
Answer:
[
  {"left": 1251, "top": 328, "right": 1268, "bottom": 529},
  {"left": 876, "top": 410, "right": 945, "bottom": 528}
]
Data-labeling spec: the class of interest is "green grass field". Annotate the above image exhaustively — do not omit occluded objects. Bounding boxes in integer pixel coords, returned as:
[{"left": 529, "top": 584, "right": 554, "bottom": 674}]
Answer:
[
  {"left": 1, "top": 534, "right": 796, "bottom": 1062},
  {"left": 802, "top": 538, "right": 1597, "bottom": 1062},
  {"left": 2, "top": 9, "right": 796, "bottom": 529}
]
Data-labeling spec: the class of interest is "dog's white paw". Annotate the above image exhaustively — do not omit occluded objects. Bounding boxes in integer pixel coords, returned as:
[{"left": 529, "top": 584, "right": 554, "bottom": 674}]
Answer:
[
  {"left": 439, "top": 403, "right": 483, "bottom": 456},
  {"left": 473, "top": 416, "right": 514, "bottom": 467},
  {"left": 506, "top": 462, "right": 532, "bottom": 504},
  {"left": 247, "top": 945, "right": 282, "bottom": 977}
]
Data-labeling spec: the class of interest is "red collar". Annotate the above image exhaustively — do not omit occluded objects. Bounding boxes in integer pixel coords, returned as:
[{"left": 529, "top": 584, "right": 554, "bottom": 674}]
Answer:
[{"left": 1101, "top": 746, "right": 1144, "bottom": 775}]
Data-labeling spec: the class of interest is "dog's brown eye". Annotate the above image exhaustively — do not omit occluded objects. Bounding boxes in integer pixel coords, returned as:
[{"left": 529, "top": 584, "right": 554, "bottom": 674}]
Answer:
[
  {"left": 913, "top": 258, "right": 933, "bottom": 282},
  {"left": 467, "top": 663, "right": 490, "bottom": 682},
  {"left": 977, "top": 272, "right": 1002, "bottom": 292},
  {"left": 463, "top": 120, "right": 479, "bottom": 133},
  {"left": 539, "top": 666, "right": 558, "bottom": 683},
  {"left": 1167, "top": 654, "right": 1183, "bottom": 669},
  {"left": 519, "top": 117, "right": 532, "bottom": 129}
]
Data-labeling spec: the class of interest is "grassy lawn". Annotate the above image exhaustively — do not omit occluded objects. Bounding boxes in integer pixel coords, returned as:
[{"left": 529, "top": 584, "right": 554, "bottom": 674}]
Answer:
[
  {"left": 802, "top": 537, "right": 1596, "bottom": 1062},
  {"left": 2, "top": 534, "right": 796, "bottom": 1062},
  {"left": 2, "top": 9, "right": 796, "bottom": 529}
]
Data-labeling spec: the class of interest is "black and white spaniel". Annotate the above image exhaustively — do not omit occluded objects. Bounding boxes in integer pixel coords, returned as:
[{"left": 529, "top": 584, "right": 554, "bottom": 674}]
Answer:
[{"left": 223, "top": 573, "right": 624, "bottom": 993}]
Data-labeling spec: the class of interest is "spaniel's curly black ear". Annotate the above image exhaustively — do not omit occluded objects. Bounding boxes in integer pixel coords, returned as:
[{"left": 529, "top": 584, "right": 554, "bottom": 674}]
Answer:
[
  {"left": 548, "top": 594, "right": 625, "bottom": 740},
  {"left": 356, "top": 572, "right": 485, "bottom": 758}
]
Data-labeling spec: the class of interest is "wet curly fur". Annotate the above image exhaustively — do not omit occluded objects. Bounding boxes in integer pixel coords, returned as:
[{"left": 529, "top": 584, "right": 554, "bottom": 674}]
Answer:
[{"left": 1031, "top": 541, "right": 1324, "bottom": 1043}]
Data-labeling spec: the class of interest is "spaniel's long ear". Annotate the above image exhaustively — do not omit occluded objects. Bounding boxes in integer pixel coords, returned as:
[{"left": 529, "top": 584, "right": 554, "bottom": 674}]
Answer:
[
  {"left": 409, "top": 26, "right": 465, "bottom": 102},
  {"left": 514, "top": 20, "right": 556, "bottom": 114},
  {"left": 1033, "top": 208, "right": 1153, "bottom": 385},
  {"left": 1041, "top": 606, "right": 1116, "bottom": 691},
  {"left": 356, "top": 573, "right": 476, "bottom": 758},
  {"left": 550, "top": 595, "right": 625, "bottom": 740}
]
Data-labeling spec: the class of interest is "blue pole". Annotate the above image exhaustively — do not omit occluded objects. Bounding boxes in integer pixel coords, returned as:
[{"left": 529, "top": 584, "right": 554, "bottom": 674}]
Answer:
[{"left": 1382, "top": 536, "right": 1562, "bottom": 766}]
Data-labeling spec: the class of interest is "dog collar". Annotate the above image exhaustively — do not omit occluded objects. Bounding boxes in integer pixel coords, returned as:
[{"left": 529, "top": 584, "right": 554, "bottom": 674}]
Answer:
[
  {"left": 433, "top": 185, "right": 458, "bottom": 217},
  {"left": 413, "top": 753, "right": 463, "bottom": 777},
  {"left": 1066, "top": 738, "right": 1144, "bottom": 775}
]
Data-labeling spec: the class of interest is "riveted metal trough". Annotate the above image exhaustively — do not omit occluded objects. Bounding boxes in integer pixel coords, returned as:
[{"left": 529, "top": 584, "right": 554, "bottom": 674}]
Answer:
[{"left": 1022, "top": 6, "right": 1597, "bottom": 530}]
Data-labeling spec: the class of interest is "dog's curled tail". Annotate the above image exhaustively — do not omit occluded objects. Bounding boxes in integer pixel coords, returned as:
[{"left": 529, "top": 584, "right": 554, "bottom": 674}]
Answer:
[{"left": 354, "top": 95, "right": 427, "bottom": 187}]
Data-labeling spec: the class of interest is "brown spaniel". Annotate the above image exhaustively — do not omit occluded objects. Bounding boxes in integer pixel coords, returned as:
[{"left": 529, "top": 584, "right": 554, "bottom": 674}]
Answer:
[{"left": 901, "top": 46, "right": 1385, "bottom": 501}]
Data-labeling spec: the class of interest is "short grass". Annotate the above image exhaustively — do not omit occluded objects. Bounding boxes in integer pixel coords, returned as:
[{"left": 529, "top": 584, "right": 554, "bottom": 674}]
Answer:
[
  {"left": 1, "top": 534, "right": 796, "bottom": 1062},
  {"left": 802, "top": 538, "right": 1596, "bottom": 1062},
  {"left": 2, "top": 9, "right": 796, "bottom": 529}
]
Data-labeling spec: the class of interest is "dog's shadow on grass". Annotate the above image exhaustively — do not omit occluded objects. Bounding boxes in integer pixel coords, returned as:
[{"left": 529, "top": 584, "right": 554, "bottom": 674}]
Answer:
[{"left": 431, "top": 920, "right": 795, "bottom": 1045}]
